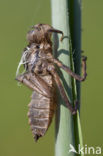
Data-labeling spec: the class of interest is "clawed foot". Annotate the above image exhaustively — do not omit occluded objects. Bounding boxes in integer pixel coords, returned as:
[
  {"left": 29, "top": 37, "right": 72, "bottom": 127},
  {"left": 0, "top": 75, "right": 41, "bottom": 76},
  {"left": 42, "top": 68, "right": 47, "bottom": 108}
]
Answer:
[
  {"left": 82, "top": 55, "right": 87, "bottom": 61},
  {"left": 72, "top": 100, "right": 79, "bottom": 115}
]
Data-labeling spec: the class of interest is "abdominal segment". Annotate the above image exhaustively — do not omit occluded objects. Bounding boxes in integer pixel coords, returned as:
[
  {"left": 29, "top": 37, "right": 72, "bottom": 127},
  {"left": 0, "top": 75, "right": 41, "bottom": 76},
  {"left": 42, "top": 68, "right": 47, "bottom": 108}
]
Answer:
[{"left": 28, "top": 91, "right": 56, "bottom": 141}]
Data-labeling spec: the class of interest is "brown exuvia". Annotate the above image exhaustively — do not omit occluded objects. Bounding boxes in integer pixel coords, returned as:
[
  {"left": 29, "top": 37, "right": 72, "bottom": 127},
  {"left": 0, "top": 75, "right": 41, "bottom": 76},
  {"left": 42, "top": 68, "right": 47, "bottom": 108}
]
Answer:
[{"left": 16, "top": 24, "right": 87, "bottom": 142}]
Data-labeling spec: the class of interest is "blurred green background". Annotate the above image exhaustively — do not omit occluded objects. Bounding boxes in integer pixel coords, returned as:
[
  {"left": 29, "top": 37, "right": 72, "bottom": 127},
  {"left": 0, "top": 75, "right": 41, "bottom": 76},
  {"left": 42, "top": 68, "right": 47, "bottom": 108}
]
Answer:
[{"left": 0, "top": 0, "right": 102, "bottom": 156}]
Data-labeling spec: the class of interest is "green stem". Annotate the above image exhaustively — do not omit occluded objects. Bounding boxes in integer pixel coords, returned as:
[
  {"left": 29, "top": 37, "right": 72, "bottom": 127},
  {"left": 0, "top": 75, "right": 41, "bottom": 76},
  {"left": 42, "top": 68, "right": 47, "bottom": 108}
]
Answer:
[
  {"left": 51, "top": 0, "right": 83, "bottom": 156},
  {"left": 69, "top": 1, "right": 84, "bottom": 155},
  {"left": 51, "top": 0, "right": 76, "bottom": 156},
  {"left": 69, "top": 0, "right": 82, "bottom": 106}
]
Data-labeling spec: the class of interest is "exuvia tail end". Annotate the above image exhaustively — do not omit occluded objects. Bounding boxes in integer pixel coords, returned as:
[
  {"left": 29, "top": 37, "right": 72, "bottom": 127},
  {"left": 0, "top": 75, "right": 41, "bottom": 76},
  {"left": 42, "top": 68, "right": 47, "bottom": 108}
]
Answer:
[{"left": 34, "top": 134, "right": 41, "bottom": 142}]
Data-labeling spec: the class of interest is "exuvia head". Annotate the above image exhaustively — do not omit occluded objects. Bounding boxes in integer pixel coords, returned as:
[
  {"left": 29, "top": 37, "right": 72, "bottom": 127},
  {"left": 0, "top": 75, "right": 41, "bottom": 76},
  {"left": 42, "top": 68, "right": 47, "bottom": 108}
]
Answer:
[{"left": 26, "top": 23, "right": 64, "bottom": 44}]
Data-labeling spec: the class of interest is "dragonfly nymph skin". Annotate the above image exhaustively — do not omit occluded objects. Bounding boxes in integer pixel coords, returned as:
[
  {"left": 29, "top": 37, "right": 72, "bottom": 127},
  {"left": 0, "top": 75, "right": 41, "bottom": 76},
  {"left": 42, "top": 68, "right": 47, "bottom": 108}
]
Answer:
[{"left": 16, "top": 24, "right": 87, "bottom": 141}]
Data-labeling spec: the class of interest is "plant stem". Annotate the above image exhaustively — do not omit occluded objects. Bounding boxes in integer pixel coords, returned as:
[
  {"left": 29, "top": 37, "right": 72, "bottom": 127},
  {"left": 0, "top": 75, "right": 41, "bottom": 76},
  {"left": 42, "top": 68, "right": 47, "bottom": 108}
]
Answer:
[
  {"left": 51, "top": 0, "right": 83, "bottom": 156},
  {"left": 69, "top": 0, "right": 82, "bottom": 107},
  {"left": 69, "top": 1, "right": 84, "bottom": 154},
  {"left": 51, "top": 0, "right": 76, "bottom": 156}
]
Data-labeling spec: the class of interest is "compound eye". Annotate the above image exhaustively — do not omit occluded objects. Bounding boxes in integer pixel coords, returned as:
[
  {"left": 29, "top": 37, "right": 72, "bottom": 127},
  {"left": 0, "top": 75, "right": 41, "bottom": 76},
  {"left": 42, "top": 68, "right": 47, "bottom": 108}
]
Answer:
[
  {"left": 35, "top": 26, "right": 41, "bottom": 31},
  {"left": 38, "top": 24, "right": 42, "bottom": 26},
  {"left": 31, "top": 25, "right": 41, "bottom": 31},
  {"left": 31, "top": 24, "right": 42, "bottom": 31}
]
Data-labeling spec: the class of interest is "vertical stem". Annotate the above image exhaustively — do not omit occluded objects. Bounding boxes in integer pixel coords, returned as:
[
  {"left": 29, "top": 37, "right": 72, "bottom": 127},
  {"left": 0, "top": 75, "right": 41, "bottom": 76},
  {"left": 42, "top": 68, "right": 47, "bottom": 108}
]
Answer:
[
  {"left": 51, "top": 0, "right": 83, "bottom": 156},
  {"left": 69, "top": 0, "right": 83, "bottom": 153},
  {"left": 70, "top": 0, "right": 81, "bottom": 106},
  {"left": 51, "top": 0, "right": 76, "bottom": 156}
]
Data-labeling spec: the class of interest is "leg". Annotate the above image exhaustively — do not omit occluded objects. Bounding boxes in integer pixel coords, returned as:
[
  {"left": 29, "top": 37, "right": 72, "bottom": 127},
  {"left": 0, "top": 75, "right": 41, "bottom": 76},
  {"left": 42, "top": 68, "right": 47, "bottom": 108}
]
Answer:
[
  {"left": 16, "top": 72, "right": 53, "bottom": 98},
  {"left": 47, "top": 65, "right": 78, "bottom": 114},
  {"left": 50, "top": 56, "right": 87, "bottom": 81},
  {"left": 48, "top": 28, "right": 64, "bottom": 41}
]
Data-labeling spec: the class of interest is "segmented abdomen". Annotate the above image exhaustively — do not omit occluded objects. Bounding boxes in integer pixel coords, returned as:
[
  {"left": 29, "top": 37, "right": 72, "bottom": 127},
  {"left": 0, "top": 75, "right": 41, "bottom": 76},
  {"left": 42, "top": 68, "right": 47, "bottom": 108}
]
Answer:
[{"left": 28, "top": 86, "right": 56, "bottom": 141}]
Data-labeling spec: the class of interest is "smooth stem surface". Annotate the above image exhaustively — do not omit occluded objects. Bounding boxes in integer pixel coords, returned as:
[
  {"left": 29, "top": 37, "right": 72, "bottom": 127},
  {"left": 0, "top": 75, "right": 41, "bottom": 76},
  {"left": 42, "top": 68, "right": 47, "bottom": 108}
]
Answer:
[
  {"left": 69, "top": 0, "right": 84, "bottom": 155},
  {"left": 51, "top": 0, "right": 76, "bottom": 156},
  {"left": 69, "top": 0, "right": 81, "bottom": 106}
]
